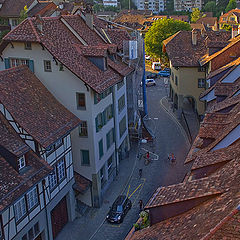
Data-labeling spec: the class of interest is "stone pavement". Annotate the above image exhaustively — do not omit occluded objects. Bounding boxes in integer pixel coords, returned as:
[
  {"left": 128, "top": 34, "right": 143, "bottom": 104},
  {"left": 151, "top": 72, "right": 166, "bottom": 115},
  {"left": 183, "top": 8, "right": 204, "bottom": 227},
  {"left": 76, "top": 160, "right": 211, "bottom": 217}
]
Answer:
[{"left": 56, "top": 77, "right": 199, "bottom": 240}]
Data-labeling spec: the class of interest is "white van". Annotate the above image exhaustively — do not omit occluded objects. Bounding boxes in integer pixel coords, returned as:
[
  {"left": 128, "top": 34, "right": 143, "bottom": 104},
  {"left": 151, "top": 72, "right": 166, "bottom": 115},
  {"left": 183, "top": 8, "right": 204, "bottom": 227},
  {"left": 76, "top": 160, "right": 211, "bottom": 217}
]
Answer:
[{"left": 152, "top": 62, "right": 161, "bottom": 71}]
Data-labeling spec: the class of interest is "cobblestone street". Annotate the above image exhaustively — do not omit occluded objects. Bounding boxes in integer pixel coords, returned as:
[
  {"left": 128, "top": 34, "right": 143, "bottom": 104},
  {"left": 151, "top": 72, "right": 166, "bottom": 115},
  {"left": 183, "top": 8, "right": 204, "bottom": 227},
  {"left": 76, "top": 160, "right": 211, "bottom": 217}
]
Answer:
[{"left": 56, "top": 75, "right": 196, "bottom": 240}]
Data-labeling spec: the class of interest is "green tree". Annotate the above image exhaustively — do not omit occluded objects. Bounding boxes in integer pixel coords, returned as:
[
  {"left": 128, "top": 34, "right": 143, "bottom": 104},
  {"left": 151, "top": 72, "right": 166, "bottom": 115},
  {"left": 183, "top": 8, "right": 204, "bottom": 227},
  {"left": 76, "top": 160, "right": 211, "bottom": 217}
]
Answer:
[
  {"left": 145, "top": 18, "right": 191, "bottom": 58},
  {"left": 191, "top": 8, "right": 202, "bottom": 22},
  {"left": 225, "top": 0, "right": 237, "bottom": 13},
  {"left": 19, "top": 5, "right": 28, "bottom": 23},
  {"left": 204, "top": 1, "right": 217, "bottom": 15}
]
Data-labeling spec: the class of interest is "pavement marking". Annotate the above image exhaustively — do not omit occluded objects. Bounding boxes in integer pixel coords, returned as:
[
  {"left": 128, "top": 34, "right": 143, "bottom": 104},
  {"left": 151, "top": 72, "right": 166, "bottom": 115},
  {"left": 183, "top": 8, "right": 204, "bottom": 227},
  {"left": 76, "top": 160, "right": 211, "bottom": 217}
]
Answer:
[
  {"left": 153, "top": 117, "right": 158, "bottom": 120},
  {"left": 141, "top": 147, "right": 159, "bottom": 161},
  {"left": 160, "top": 96, "right": 190, "bottom": 146},
  {"left": 128, "top": 183, "right": 143, "bottom": 199},
  {"left": 132, "top": 179, "right": 145, "bottom": 207}
]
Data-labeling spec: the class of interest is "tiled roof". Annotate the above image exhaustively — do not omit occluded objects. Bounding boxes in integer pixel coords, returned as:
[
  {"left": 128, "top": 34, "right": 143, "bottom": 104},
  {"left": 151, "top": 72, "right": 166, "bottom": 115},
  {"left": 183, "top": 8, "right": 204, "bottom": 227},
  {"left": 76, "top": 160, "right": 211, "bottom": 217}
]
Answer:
[
  {"left": 73, "top": 171, "right": 91, "bottom": 194},
  {"left": 163, "top": 30, "right": 230, "bottom": 67},
  {"left": 200, "top": 34, "right": 240, "bottom": 66},
  {"left": 2, "top": 14, "right": 129, "bottom": 93},
  {"left": 196, "top": 17, "right": 217, "bottom": 26},
  {"left": 0, "top": 150, "right": 52, "bottom": 212},
  {"left": 145, "top": 177, "right": 223, "bottom": 209},
  {"left": 0, "top": 0, "right": 35, "bottom": 17},
  {"left": 0, "top": 112, "right": 30, "bottom": 157},
  {"left": 0, "top": 66, "right": 81, "bottom": 148},
  {"left": 219, "top": 9, "right": 240, "bottom": 22},
  {"left": 0, "top": 114, "right": 52, "bottom": 212},
  {"left": 108, "top": 57, "right": 134, "bottom": 76},
  {"left": 27, "top": 1, "right": 57, "bottom": 17}
]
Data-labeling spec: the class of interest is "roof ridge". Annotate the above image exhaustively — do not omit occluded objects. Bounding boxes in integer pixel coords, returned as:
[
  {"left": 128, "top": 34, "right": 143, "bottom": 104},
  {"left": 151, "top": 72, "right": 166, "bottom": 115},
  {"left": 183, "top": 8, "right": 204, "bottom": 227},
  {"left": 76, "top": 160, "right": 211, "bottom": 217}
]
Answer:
[{"left": 29, "top": 18, "right": 41, "bottom": 42}]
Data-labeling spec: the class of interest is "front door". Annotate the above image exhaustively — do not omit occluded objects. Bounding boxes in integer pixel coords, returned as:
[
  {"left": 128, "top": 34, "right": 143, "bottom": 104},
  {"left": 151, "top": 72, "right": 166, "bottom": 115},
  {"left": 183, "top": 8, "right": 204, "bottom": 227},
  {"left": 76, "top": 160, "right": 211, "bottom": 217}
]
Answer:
[{"left": 51, "top": 196, "right": 68, "bottom": 239}]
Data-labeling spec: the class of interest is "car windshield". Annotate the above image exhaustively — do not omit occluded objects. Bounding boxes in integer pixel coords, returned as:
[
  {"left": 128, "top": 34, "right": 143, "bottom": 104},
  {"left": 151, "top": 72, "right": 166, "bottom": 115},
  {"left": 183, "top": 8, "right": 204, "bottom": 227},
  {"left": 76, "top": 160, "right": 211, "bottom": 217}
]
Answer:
[{"left": 116, "top": 205, "right": 123, "bottom": 213}]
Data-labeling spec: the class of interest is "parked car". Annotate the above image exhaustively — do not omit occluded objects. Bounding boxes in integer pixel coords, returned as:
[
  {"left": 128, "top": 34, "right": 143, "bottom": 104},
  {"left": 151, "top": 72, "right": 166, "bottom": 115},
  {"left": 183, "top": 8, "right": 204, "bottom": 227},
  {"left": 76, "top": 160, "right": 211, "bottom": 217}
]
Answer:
[
  {"left": 106, "top": 195, "right": 132, "bottom": 223},
  {"left": 164, "top": 67, "right": 171, "bottom": 72},
  {"left": 147, "top": 73, "right": 158, "bottom": 79},
  {"left": 157, "top": 70, "right": 170, "bottom": 77},
  {"left": 141, "top": 79, "right": 156, "bottom": 87}
]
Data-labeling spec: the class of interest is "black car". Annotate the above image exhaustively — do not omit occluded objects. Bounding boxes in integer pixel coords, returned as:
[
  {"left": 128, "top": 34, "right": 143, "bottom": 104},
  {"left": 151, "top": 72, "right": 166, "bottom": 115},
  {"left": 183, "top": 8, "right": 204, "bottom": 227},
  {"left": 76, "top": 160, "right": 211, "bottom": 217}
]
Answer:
[
  {"left": 106, "top": 195, "right": 132, "bottom": 223},
  {"left": 146, "top": 73, "right": 158, "bottom": 79}
]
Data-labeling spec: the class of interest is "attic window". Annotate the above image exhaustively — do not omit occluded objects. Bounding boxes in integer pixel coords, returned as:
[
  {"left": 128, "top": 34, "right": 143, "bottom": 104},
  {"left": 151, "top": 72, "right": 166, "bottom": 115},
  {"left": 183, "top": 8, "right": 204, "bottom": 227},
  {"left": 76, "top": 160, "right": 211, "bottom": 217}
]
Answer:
[
  {"left": 88, "top": 57, "right": 107, "bottom": 71},
  {"left": 18, "top": 155, "right": 26, "bottom": 170},
  {"left": 24, "top": 42, "right": 32, "bottom": 50}
]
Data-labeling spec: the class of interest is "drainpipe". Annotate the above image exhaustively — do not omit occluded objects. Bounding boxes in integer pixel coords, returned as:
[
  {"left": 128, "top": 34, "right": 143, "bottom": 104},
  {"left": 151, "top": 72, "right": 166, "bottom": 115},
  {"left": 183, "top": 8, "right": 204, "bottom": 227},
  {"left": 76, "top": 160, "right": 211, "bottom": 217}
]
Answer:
[{"left": 142, "top": 39, "right": 148, "bottom": 116}]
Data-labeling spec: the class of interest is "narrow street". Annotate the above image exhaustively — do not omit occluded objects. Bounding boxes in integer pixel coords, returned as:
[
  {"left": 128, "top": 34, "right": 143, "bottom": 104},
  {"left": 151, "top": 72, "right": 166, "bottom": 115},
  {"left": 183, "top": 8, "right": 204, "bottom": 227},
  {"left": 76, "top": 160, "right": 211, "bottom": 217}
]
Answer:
[{"left": 56, "top": 74, "right": 193, "bottom": 240}]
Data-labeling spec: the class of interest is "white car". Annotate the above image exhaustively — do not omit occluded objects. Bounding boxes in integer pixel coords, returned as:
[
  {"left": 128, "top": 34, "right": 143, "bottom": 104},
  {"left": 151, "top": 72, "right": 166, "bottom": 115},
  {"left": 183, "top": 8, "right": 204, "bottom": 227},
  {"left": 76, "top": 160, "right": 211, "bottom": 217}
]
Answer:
[{"left": 141, "top": 79, "right": 156, "bottom": 87}]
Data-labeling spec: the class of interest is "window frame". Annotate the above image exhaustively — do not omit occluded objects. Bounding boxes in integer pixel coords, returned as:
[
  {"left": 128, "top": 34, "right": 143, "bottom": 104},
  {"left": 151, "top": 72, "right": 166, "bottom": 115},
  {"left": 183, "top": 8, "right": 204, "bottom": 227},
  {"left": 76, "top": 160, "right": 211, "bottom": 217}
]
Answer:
[
  {"left": 198, "top": 78, "right": 206, "bottom": 88},
  {"left": 43, "top": 60, "right": 52, "bottom": 72},
  {"left": 10, "top": 58, "right": 29, "bottom": 68},
  {"left": 57, "top": 158, "right": 66, "bottom": 183},
  {"left": 118, "top": 94, "right": 125, "bottom": 113},
  {"left": 24, "top": 42, "right": 32, "bottom": 50},
  {"left": 79, "top": 121, "right": 88, "bottom": 137},
  {"left": 76, "top": 93, "right": 86, "bottom": 110},
  {"left": 81, "top": 149, "right": 90, "bottom": 166},
  {"left": 14, "top": 196, "right": 27, "bottom": 222},
  {"left": 119, "top": 115, "right": 127, "bottom": 138},
  {"left": 18, "top": 155, "right": 26, "bottom": 171},
  {"left": 26, "top": 186, "right": 39, "bottom": 211},
  {"left": 48, "top": 167, "right": 58, "bottom": 191},
  {"left": 45, "top": 138, "right": 63, "bottom": 156}
]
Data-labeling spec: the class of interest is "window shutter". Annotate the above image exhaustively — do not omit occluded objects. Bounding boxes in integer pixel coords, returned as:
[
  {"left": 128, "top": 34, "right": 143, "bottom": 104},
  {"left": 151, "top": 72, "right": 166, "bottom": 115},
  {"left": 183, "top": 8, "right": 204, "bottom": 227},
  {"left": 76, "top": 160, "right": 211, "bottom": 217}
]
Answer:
[
  {"left": 29, "top": 60, "right": 34, "bottom": 72},
  {"left": 4, "top": 58, "right": 10, "bottom": 69},
  {"left": 111, "top": 104, "right": 114, "bottom": 117},
  {"left": 94, "top": 93, "right": 97, "bottom": 104},
  {"left": 95, "top": 117, "right": 98, "bottom": 132},
  {"left": 103, "top": 110, "right": 106, "bottom": 125}
]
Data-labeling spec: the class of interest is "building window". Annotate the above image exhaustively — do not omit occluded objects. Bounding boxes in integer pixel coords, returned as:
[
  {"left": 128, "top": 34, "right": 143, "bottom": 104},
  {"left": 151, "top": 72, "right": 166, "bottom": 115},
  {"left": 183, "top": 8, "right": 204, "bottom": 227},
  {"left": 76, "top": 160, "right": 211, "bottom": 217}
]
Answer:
[
  {"left": 48, "top": 158, "right": 66, "bottom": 191},
  {"left": 76, "top": 93, "right": 86, "bottom": 110},
  {"left": 28, "top": 228, "right": 34, "bottom": 240},
  {"left": 14, "top": 197, "right": 27, "bottom": 222},
  {"left": 99, "top": 139, "right": 104, "bottom": 159},
  {"left": 107, "top": 155, "right": 113, "bottom": 176},
  {"left": 48, "top": 168, "right": 57, "bottom": 190},
  {"left": 12, "top": 19, "right": 19, "bottom": 26},
  {"left": 106, "top": 128, "right": 114, "bottom": 149},
  {"left": 105, "top": 104, "right": 113, "bottom": 121},
  {"left": 34, "top": 222, "right": 40, "bottom": 235},
  {"left": 44, "top": 60, "right": 52, "bottom": 72},
  {"left": 95, "top": 112, "right": 105, "bottom": 132},
  {"left": 10, "top": 58, "right": 29, "bottom": 68},
  {"left": 24, "top": 42, "right": 32, "bottom": 50},
  {"left": 118, "top": 94, "right": 125, "bottom": 113},
  {"left": 175, "top": 76, "right": 178, "bottom": 86},
  {"left": 57, "top": 158, "right": 66, "bottom": 182},
  {"left": 81, "top": 150, "right": 90, "bottom": 166},
  {"left": 94, "top": 88, "right": 112, "bottom": 104},
  {"left": 59, "top": 63, "right": 64, "bottom": 71},
  {"left": 79, "top": 121, "right": 88, "bottom": 137},
  {"left": 198, "top": 78, "right": 205, "bottom": 88},
  {"left": 119, "top": 116, "right": 126, "bottom": 138},
  {"left": 45, "top": 138, "right": 63, "bottom": 156},
  {"left": 26, "top": 187, "right": 38, "bottom": 211},
  {"left": 18, "top": 155, "right": 26, "bottom": 170},
  {"left": 117, "top": 80, "right": 124, "bottom": 90},
  {"left": 198, "top": 67, "right": 205, "bottom": 72},
  {"left": 100, "top": 166, "right": 105, "bottom": 187}
]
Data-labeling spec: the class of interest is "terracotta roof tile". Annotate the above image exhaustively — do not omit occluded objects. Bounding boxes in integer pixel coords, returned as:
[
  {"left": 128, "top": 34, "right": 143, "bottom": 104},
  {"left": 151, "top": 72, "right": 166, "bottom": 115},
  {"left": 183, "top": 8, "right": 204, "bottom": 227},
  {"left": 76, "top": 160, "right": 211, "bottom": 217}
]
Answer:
[
  {"left": 0, "top": 66, "right": 81, "bottom": 148},
  {"left": 0, "top": 112, "right": 30, "bottom": 157}
]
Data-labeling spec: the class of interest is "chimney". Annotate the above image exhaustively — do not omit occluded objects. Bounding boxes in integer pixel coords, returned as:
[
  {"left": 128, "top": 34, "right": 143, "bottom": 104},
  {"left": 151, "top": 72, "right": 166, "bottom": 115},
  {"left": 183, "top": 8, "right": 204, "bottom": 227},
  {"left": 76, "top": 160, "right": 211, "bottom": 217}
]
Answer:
[
  {"left": 85, "top": 4, "right": 93, "bottom": 30},
  {"left": 192, "top": 29, "right": 197, "bottom": 46},
  {"left": 36, "top": 14, "right": 43, "bottom": 32},
  {"left": 232, "top": 25, "right": 238, "bottom": 38}
]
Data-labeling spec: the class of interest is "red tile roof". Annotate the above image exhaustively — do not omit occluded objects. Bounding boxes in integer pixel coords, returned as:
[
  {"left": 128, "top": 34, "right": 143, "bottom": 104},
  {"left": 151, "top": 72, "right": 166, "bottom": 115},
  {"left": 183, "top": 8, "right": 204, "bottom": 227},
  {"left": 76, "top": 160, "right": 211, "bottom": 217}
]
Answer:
[
  {"left": 0, "top": 66, "right": 81, "bottom": 148},
  {"left": 2, "top": 15, "right": 131, "bottom": 93},
  {"left": 163, "top": 30, "right": 230, "bottom": 67},
  {"left": 196, "top": 17, "right": 217, "bottom": 26},
  {"left": 73, "top": 171, "right": 91, "bottom": 194}
]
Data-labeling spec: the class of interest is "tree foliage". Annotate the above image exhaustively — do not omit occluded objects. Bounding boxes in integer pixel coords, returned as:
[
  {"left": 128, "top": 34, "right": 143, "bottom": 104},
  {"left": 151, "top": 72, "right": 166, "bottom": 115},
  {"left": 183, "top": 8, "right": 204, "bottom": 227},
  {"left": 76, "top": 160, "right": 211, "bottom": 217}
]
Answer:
[
  {"left": 19, "top": 5, "right": 28, "bottom": 23},
  {"left": 225, "top": 0, "right": 237, "bottom": 13},
  {"left": 191, "top": 8, "right": 202, "bottom": 23},
  {"left": 204, "top": 1, "right": 216, "bottom": 14},
  {"left": 145, "top": 18, "right": 191, "bottom": 58}
]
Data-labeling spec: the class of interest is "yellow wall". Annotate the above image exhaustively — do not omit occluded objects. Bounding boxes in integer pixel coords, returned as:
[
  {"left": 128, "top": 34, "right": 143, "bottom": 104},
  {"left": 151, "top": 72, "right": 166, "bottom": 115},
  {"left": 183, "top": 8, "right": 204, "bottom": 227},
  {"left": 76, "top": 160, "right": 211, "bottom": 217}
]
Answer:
[{"left": 170, "top": 62, "right": 206, "bottom": 115}]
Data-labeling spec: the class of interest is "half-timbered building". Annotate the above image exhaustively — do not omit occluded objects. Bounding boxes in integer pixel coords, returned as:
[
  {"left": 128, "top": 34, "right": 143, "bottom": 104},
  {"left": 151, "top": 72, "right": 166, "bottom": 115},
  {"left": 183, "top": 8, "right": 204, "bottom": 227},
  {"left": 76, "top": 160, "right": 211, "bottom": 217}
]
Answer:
[{"left": 0, "top": 65, "right": 81, "bottom": 240}]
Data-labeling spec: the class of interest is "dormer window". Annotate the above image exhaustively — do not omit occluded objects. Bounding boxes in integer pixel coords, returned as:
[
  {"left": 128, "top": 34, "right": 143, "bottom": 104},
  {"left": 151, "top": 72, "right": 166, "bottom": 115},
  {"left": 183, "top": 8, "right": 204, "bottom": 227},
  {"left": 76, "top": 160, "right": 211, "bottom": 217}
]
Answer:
[
  {"left": 18, "top": 155, "right": 26, "bottom": 170},
  {"left": 109, "top": 54, "right": 116, "bottom": 62},
  {"left": 24, "top": 42, "right": 32, "bottom": 50},
  {"left": 88, "top": 57, "right": 107, "bottom": 71}
]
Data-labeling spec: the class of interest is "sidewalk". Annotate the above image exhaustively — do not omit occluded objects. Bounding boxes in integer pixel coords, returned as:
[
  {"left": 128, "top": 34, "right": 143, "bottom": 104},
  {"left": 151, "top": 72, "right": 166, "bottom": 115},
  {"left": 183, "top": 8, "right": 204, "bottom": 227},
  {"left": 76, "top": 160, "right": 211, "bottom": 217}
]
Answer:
[{"left": 56, "top": 143, "right": 139, "bottom": 240}]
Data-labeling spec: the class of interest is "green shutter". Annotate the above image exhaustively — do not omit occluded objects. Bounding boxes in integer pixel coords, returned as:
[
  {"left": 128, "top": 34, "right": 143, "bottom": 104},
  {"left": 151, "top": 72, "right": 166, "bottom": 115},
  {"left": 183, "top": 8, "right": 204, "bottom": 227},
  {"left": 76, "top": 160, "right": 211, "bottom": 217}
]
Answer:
[
  {"left": 4, "top": 58, "right": 10, "bottom": 69},
  {"left": 94, "top": 93, "right": 97, "bottom": 104},
  {"left": 29, "top": 60, "right": 34, "bottom": 72},
  {"left": 99, "top": 139, "right": 103, "bottom": 159},
  {"left": 95, "top": 117, "right": 98, "bottom": 132},
  {"left": 106, "top": 132, "right": 110, "bottom": 149}
]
